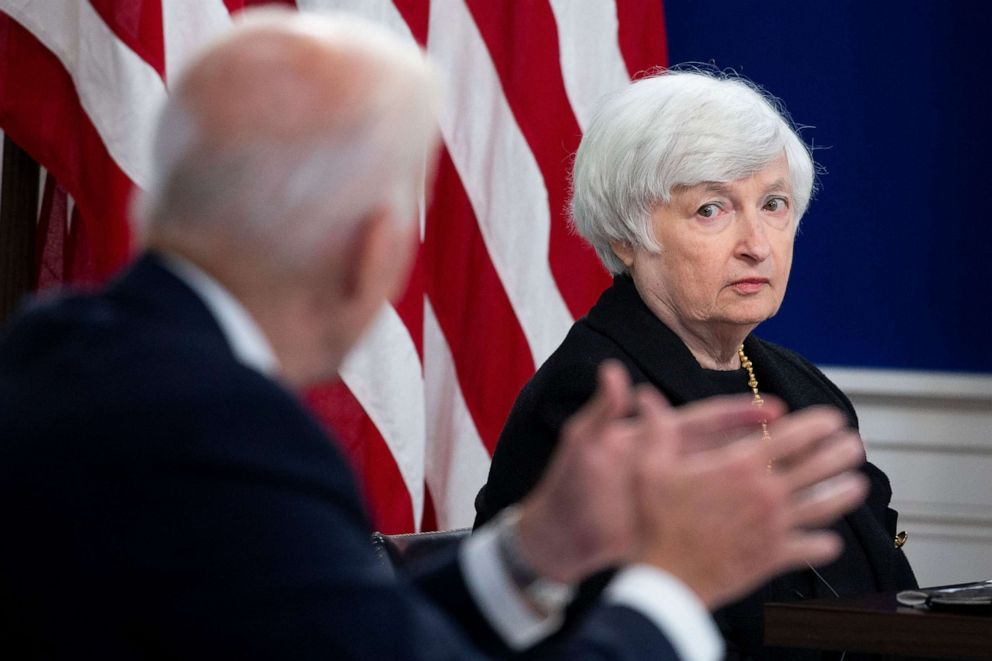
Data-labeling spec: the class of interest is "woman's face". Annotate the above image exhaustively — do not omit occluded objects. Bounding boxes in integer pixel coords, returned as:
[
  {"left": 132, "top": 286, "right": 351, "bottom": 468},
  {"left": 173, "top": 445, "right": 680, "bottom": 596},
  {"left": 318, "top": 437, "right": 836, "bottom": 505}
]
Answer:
[{"left": 614, "top": 157, "right": 798, "bottom": 335}]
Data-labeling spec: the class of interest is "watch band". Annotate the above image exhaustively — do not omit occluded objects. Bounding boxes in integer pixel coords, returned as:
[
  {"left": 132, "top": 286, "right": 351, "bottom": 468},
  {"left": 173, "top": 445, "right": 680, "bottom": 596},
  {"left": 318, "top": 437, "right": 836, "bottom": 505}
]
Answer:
[{"left": 494, "top": 507, "right": 576, "bottom": 616}]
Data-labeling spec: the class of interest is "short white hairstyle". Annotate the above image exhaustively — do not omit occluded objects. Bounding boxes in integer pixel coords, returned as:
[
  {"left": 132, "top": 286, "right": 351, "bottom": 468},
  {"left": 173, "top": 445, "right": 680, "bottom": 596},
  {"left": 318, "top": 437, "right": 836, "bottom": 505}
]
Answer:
[
  {"left": 571, "top": 69, "right": 815, "bottom": 274},
  {"left": 134, "top": 9, "right": 440, "bottom": 269}
]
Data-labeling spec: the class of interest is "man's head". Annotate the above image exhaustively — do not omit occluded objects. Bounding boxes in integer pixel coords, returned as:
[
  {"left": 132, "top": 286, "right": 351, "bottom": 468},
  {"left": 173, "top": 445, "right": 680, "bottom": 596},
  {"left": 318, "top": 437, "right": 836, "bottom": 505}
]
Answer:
[{"left": 134, "top": 8, "right": 441, "bottom": 384}]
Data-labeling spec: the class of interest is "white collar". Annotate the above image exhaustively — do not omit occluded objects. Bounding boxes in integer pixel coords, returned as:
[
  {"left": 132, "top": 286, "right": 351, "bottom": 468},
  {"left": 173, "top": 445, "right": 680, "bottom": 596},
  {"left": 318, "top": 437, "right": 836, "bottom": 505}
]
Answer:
[{"left": 158, "top": 252, "right": 279, "bottom": 377}]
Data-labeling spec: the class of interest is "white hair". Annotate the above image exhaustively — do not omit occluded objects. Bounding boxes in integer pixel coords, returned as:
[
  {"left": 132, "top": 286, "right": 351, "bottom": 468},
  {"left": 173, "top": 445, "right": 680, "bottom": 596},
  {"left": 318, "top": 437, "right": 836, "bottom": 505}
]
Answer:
[
  {"left": 133, "top": 9, "right": 440, "bottom": 269},
  {"left": 571, "top": 69, "right": 815, "bottom": 274}
]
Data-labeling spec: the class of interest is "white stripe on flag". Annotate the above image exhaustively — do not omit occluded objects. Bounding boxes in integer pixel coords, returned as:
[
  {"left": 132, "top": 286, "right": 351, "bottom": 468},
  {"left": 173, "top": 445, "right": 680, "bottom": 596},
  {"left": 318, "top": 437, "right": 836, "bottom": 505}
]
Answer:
[
  {"left": 297, "top": 0, "right": 426, "bottom": 531},
  {"left": 162, "top": 0, "right": 233, "bottom": 87},
  {"left": 548, "top": 0, "right": 631, "bottom": 132},
  {"left": 0, "top": 0, "right": 165, "bottom": 189},
  {"left": 424, "top": 299, "right": 492, "bottom": 529},
  {"left": 427, "top": 0, "right": 574, "bottom": 366},
  {"left": 339, "top": 304, "right": 426, "bottom": 530}
]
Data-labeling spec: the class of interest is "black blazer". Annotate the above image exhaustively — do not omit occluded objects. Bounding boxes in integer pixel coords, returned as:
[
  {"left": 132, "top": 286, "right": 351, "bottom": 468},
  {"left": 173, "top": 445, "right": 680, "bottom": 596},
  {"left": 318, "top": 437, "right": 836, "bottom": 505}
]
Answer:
[
  {"left": 476, "top": 275, "right": 917, "bottom": 660},
  {"left": 0, "top": 256, "right": 678, "bottom": 660}
]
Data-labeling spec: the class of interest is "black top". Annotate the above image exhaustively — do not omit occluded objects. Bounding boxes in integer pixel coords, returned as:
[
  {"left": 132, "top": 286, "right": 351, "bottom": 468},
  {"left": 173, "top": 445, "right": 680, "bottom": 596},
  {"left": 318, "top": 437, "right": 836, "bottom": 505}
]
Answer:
[
  {"left": 0, "top": 256, "right": 681, "bottom": 660},
  {"left": 476, "top": 275, "right": 918, "bottom": 661}
]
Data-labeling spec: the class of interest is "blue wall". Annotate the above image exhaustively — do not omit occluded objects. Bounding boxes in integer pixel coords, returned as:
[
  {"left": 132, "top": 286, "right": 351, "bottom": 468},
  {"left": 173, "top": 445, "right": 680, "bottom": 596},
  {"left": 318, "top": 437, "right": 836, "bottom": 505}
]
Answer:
[{"left": 664, "top": 1, "right": 992, "bottom": 373}]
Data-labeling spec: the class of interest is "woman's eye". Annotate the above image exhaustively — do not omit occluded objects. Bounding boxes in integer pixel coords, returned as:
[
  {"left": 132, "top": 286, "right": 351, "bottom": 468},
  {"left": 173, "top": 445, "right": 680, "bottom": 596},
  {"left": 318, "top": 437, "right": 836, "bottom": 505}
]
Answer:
[
  {"left": 764, "top": 197, "right": 788, "bottom": 212},
  {"left": 697, "top": 203, "right": 720, "bottom": 218}
]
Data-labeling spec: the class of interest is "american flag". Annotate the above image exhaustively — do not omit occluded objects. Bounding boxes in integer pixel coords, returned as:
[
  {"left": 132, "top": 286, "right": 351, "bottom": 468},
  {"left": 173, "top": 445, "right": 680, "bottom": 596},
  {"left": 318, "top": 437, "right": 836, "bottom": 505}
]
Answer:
[{"left": 0, "top": 0, "right": 667, "bottom": 534}]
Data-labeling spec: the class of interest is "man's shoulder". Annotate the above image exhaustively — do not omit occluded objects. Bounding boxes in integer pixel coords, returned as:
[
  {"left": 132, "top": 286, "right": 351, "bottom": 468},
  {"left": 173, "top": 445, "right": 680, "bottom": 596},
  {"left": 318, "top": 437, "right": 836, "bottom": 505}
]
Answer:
[
  {"left": 2, "top": 286, "right": 248, "bottom": 406},
  {"left": 0, "top": 286, "right": 346, "bottom": 488},
  {"left": 2, "top": 276, "right": 220, "bottom": 368}
]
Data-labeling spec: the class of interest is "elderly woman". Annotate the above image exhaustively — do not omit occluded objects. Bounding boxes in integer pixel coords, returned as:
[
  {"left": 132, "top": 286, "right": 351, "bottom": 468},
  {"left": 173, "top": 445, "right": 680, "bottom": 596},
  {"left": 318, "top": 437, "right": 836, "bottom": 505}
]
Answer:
[{"left": 474, "top": 70, "right": 916, "bottom": 659}]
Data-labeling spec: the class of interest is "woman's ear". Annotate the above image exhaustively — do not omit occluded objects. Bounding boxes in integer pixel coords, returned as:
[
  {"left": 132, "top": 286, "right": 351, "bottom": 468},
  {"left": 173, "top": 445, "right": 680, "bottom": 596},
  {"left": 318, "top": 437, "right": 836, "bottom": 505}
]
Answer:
[{"left": 610, "top": 240, "right": 635, "bottom": 268}]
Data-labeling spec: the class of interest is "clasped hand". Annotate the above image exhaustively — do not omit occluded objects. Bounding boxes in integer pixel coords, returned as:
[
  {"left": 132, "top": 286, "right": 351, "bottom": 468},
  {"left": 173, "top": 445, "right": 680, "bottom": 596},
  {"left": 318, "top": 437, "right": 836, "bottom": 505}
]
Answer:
[{"left": 513, "top": 360, "right": 868, "bottom": 610}]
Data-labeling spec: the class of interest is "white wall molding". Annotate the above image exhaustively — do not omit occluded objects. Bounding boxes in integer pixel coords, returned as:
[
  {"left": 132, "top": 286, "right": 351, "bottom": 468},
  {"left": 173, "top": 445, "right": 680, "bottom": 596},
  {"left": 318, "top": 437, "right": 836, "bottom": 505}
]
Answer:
[
  {"left": 823, "top": 367, "right": 992, "bottom": 401},
  {"left": 821, "top": 366, "right": 992, "bottom": 586}
]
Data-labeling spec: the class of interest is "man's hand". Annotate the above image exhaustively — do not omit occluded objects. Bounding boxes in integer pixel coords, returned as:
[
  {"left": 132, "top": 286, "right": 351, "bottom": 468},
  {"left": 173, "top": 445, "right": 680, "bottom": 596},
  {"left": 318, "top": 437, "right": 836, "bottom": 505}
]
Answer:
[
  {"left": 632, "top": 388, "right": 868, "bottom": 609},
  {"left": 514, "top": 361, "right": 639, "bottom": 583},
  {"left": 513, "top": 361, "right": 808, "bottom": 586}
]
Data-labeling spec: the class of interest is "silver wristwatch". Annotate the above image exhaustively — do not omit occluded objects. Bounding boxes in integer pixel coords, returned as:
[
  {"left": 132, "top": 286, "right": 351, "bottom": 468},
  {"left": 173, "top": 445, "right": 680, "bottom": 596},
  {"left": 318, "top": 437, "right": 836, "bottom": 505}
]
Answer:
[{"left": 494, "top": 507, "right": 576, "bottom": 615}]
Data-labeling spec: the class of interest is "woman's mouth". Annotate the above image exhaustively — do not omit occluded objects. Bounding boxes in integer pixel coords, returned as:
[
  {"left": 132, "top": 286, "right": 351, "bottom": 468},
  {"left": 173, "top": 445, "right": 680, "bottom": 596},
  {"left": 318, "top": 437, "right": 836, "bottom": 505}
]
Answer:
[{"left": 730, "top": 278, "right": 769, "bottom": 294}]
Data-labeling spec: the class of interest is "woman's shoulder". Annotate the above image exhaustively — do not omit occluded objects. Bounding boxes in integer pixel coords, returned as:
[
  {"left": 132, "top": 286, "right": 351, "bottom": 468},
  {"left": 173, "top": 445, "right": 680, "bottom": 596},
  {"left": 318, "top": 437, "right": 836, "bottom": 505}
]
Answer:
[
  {"left": 474, "top": 319, "right": 646, "bottom": 527},
  {"left": 530, "top": 318, "right": 647, "bottom": 397},
  {"left": 752, "top": 337, "right": 860, "bottom": 429},
  {"left": 753, "top": 336, "right": 818, "bottom": 370},
  {"left": 508, "top": 323, "right": 616, "bottom": 437}
]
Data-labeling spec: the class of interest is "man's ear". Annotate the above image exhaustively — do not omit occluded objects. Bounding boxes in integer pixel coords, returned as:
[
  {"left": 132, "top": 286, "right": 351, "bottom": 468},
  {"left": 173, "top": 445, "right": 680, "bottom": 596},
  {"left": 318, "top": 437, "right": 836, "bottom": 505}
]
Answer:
[
  {"left": 610, "top": 240, "right": 635, "bottom": 268},
  {"left": 336, "top": 206, "right": 414, "bottom": 306}
]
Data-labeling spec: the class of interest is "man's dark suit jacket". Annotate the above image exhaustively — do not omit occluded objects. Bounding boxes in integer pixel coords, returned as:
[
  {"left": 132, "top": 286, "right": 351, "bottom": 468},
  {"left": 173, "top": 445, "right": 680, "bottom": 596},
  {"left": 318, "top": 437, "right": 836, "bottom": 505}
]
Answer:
[
  {"left": 0, "top": 255, "right": 678, "bottom": 660},
  {"left": 476, "top": 275, "right": 918, "bottom": 660}
]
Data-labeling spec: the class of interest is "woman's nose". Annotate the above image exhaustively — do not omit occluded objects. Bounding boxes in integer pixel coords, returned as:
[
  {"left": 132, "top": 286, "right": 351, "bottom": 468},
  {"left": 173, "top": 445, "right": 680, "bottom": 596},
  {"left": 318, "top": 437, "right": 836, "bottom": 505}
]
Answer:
[{"left": 735, "top": 210, "right": 771, "bottom": 262}]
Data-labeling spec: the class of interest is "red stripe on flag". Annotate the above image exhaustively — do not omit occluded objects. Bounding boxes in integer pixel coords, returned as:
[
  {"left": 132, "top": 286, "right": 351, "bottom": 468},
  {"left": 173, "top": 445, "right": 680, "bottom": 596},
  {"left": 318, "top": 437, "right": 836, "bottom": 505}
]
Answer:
[
  {"left": 0, "top": 13, "right": 132, "bottom": 283},
  {"left": 393, "top": 246, "right": 424, "bottom": 362},
  {"left": 230, "top": 0, "right": 298, "bottom": 12},
  {"left": 35, "top": 175, "right": 67, "bottom": 289},
  {"left": 389, "top": 0, "right": 427, "bottom": 360},
  {"left": 88, "top": 0, "right": 166, "bottom": 79},
  {"left": 392, "top": 0, "right": 429, "bottom": 46},
  {"left": 616, "top": 0, "right": 669, "bottom": 78},
  {"left": 305, "top": 382, "right": 415, "bottom": 534},
  {"left": 420, "top": 486, "right": 438, "bottom": 533},
  {"left": 66, "top": 203, "right": 100, "bottom": 285},
  {"left": 424, "top": 148, "right": 535, "bottom": 453},
  {"left": 465, "top": 0, "right": 610, "bottom": 318}
]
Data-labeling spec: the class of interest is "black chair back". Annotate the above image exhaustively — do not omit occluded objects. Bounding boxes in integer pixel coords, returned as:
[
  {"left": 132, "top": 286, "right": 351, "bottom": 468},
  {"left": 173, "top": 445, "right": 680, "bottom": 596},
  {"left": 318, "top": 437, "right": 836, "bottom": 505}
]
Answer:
[{"left": 371, "top": 528, "right": 471, "bottom": 573}]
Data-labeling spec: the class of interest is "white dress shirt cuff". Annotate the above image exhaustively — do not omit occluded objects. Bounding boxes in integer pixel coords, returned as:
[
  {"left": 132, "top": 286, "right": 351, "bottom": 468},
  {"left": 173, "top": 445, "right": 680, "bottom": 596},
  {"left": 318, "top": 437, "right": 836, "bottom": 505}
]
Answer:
[
  {"left": 606, "top": 564, "right": 724, "bottom": 661},
  {"left": 459, "top": 522, "right": 564, "bottom": 650}
]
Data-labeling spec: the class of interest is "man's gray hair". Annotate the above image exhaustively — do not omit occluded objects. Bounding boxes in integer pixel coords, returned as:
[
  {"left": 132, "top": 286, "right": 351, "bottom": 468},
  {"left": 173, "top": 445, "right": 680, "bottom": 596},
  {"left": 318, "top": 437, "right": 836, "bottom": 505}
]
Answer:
[
  {"left": 571, "top": 69, "right": 815, "bottom": 275},
  {"left": 134, "top": 9, "right": 440, "bottom": 269}
]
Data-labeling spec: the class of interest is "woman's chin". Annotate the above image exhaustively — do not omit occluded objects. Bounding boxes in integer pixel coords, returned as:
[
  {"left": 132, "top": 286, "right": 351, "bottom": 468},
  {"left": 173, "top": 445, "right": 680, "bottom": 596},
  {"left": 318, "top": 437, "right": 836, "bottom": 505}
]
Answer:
[{"left": 714, "top": 295, "right": 782, "bottom": 327}]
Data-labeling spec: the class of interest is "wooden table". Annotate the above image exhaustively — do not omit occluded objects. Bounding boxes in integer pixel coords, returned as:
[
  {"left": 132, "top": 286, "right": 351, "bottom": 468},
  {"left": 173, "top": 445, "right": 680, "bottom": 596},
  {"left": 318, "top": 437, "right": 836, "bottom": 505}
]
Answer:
[{"left": 765, "top": 591, "right": 992, "bottom": 659}]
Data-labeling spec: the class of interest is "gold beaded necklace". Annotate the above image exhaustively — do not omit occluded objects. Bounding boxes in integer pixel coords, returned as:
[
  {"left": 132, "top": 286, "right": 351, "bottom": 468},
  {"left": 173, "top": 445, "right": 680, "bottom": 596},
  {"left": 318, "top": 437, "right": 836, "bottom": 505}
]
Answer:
[
  {"left": 737, "top": 343, "right": 772, "bottom": 467},
  {"left": 742, "top": 343, "right": 841, "bottom": 590},
  {"left": 739, "top": 344, "right": 908, "bottom": 548}
]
